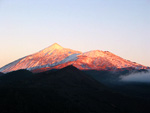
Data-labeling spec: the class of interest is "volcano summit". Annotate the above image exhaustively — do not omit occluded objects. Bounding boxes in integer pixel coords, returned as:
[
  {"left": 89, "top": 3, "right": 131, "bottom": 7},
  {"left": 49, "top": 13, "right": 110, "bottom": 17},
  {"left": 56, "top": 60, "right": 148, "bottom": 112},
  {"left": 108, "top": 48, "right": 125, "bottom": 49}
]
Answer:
[{"left": 0, "top": 43, "right": 148, "bottom": 73}]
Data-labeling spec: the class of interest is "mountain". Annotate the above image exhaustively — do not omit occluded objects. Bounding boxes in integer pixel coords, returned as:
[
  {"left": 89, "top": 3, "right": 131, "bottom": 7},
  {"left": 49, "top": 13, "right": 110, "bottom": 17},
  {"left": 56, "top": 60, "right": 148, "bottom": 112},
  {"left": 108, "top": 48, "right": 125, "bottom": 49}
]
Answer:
[
  {"left": 0, "top": 43, "right": 148, "bottom": 73},
  {"left": 0, "top": 69, "right": 33, "bottom": 87},
  {"left": 0, "top": 43, "right": 81, "bottom": 73},
  {"left": 0, "top": 72, "right": 4, "bottom": 76},
  {"left": 0, "top": 65, "right": 149, "bottom": 113}
]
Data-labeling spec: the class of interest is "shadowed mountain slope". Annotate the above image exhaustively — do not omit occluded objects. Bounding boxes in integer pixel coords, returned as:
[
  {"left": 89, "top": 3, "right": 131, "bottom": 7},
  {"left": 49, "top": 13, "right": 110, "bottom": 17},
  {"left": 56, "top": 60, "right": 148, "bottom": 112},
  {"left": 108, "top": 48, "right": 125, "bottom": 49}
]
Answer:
[
  {"left": 0, "top": 72, "right": 4, "bottom": 76},
  {"left": 0, "top": 65, "right": 149, "bottom": 113}
]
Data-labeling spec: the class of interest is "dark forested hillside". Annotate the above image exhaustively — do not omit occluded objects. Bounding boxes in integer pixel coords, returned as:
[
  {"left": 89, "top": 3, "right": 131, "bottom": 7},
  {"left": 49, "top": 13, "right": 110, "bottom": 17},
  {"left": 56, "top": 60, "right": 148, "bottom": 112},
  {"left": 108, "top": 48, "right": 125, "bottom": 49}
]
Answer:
[{"left": 0, "top": 66, "right": 149, "bottom": 113}]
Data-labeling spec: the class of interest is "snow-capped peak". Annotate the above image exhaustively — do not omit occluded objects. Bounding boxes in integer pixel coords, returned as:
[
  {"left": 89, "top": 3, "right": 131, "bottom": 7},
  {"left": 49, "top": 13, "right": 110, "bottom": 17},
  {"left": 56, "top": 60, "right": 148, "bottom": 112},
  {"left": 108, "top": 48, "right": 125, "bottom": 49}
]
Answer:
[
  {"left": 39, "top": 43, "right": 63, "bottom": 54},
  {"left": 50, "top": 43, "right": 63, "bottom": 49},
  {"left": 0, "top": 43, "right": 82, "bottom": 73},
  {"left": 46, "top": 43, "right": 63, "bottom": 50},
  {"left": 0, "top": 43, "right": 148, "bottom": 73}
]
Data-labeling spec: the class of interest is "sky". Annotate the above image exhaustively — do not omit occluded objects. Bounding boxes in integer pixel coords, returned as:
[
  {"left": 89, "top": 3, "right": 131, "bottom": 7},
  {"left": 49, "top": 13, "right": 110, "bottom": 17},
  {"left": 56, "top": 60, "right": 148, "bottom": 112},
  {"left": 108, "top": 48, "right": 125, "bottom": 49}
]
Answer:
[{"left": 0, "top": 0, "right": 150, "bottom": 68}]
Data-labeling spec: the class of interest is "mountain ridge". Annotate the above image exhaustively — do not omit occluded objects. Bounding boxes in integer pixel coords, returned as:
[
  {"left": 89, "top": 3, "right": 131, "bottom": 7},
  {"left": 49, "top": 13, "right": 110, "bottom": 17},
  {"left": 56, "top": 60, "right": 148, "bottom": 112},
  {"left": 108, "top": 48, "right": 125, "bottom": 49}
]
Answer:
[
  {"left": 1, "top": 65, "right": 150, "bottom": 113},
  {"left": 0, "top": 43, "right": 148, "bottom": 73}
]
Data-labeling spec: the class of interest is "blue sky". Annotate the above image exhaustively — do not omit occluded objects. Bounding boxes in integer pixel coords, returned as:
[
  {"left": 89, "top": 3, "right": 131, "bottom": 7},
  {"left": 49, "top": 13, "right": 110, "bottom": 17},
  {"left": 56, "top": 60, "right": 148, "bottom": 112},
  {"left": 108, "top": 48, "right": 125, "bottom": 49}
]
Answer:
[{"left": 0, "top": 0, "right": 150, "bottom": 67}]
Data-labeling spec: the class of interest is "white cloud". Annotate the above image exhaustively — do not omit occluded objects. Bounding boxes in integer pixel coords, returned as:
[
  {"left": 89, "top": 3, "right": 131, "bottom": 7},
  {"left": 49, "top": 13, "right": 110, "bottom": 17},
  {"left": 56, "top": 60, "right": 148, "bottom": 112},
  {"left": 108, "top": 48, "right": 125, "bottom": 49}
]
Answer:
[{"left": 121, "top": 69, "right": 150, "bottom": 83}]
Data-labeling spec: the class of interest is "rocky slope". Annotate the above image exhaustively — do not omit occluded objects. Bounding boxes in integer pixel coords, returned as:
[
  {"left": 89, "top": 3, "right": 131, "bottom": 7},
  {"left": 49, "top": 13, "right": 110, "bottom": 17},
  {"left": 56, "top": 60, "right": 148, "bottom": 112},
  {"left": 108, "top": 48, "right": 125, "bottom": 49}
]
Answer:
[{"left": 0, "top": 43, "right": 148, "bottom": 73}]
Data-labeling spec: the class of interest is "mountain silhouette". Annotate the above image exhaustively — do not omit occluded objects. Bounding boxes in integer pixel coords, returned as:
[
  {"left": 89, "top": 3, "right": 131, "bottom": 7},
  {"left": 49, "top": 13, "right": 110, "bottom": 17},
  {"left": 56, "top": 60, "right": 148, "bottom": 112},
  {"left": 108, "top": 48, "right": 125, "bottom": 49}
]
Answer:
[
  {"left": 0, "top": 72, "right": 4, "bottom": 76},
  {"left": 0, "top": 65, "right": 149, "bottom": 113}
]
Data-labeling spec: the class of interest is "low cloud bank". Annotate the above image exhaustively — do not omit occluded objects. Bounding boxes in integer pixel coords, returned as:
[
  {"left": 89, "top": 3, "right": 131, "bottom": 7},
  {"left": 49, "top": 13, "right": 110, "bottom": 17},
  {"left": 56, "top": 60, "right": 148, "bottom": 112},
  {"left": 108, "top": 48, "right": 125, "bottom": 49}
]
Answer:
[{"left": 121, "top": 69, "right": 150, "bottom": 83}]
